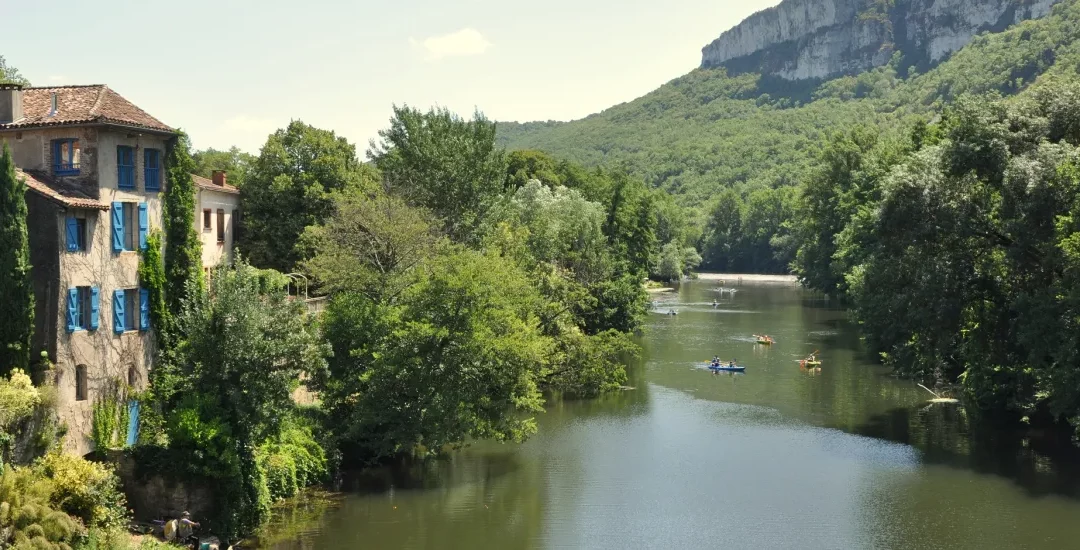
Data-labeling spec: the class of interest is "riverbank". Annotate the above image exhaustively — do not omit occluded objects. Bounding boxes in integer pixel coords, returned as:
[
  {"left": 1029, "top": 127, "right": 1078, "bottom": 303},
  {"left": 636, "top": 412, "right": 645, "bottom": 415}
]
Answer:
[{"left": 695, "top": 272, "right": 798, "bottom": 283}]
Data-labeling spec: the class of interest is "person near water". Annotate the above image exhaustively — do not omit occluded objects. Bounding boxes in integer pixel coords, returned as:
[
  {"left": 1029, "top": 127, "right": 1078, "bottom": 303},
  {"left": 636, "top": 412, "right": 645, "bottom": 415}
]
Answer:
[
  {"left": 178, "top": 511, "right": 200, "bottom": 541},
  {"left": 729, "top": 358, "right": 736, "bottom": 368}
]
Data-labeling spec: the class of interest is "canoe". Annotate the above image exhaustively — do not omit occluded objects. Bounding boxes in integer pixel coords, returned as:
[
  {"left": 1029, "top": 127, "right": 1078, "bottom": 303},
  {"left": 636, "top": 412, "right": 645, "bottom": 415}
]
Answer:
[
  {"left": 804, "top": 361, "right": 821, "bottom": 366},
  {"left": 708, "top": 365, "right": 746, "bottom": 372},
  {"left": 756, "top": 339, "right": 773, "bottom": 345}
]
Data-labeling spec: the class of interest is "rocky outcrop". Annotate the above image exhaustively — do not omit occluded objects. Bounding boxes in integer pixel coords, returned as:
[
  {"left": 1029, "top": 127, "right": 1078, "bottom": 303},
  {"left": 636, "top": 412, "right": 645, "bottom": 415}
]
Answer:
[{"left": 701, "top": 0, "right": 1063, "bottom": 80}]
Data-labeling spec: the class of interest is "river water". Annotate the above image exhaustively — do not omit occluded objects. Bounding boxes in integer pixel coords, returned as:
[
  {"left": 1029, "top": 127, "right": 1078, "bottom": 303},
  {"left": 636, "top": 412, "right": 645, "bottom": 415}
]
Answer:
[{"left": 259, "top": 279, "right": 1080, "bottom": 549}]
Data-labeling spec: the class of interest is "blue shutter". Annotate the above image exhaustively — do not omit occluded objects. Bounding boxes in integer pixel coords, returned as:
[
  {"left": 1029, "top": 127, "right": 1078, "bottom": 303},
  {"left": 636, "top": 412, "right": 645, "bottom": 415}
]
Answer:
[
  {"left": 138, "top": 203, "right": 148, "bottom": 250},
  {"left": 126, "top": 400, "right": 140, "bottom": 447},
  {"left": 139, "top": 288, "right": 150, "bottom": 331},
  {"left": 52, "top": 141, "right": 60, "bottom": 173},
  {"left": 65, "top": 216, "right": 79, "bottom": 251},
  {"left": 66, "top": 288, "right": 78, "bottom": 332},
  {"left": 111, "top": 202, "right": 124, "bottom": 252},
  {"left": 89, "top": 287, "right": 100, "bottom": 330},
  {"left": 144, "top": 150, "right": 159, "bottom": 192},
  {"left": 113, "top": 289, "right": 125, "bottom": 333}
]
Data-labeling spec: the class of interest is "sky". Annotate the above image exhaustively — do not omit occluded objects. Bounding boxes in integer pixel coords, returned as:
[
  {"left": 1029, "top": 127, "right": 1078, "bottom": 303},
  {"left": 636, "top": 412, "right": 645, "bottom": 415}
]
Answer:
[{"left": 4, "top": 0, "right": 780, "bottom": 154}]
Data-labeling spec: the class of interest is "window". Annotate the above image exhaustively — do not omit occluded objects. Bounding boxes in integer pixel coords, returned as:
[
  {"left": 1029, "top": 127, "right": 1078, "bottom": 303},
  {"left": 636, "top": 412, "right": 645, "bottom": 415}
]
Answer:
[
  {"left": 65, "top": 212, "right": 88, "bottom": 252},
  {"left": 117, "top": 146, "right": 135, "bottom": 189},
  {"left": 113, "top": 288, "right": 149, "bottom": 333},
  {"left": 66, "top": 286, "right": 99, "bottom": 331},
  {"left": 203, "top": 209, "right": 212, "bottom": 230},
  {"left": 52, "top": 139, "right": 80, "bottom": 175},
  {"left": 124, "top": 289, "right": 138, "bottom": 332},
  {"left": 144, "top": 149, "right": 161, "bottom": 191},
  {"left": 217, "top": 209, "right": 225, "bottom": 242},
  {"left": 75, "top": 365, "right": 88, "bottom": 401},
  {"left": 111, "top": 202, "right": 148, "bottom": 252}
]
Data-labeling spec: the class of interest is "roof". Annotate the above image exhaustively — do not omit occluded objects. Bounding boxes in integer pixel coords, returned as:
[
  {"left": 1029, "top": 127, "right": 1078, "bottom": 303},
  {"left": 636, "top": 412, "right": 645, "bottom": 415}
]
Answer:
[
  {"left": 192, "top": 174, "right": 240, "bottom": 195},
  {"left": 0, "top": 85, "right": 173, "bottom": 133},
  {"left": 17, "top": 169, "right": 109, "bottom": 210}
]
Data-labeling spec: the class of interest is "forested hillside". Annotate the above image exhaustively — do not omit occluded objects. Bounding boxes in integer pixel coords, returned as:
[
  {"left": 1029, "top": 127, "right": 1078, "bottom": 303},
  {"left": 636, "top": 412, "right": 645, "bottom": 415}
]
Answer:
[{"left": 498, "top": 0, "right": 1080, "bottom": 271}]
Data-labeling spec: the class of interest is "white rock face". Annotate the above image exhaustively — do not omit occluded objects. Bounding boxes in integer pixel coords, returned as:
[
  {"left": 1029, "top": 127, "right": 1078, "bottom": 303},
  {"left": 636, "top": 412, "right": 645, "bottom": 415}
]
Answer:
[{"left": 701, "top": 0, "right": 1063, "bottom": 80}]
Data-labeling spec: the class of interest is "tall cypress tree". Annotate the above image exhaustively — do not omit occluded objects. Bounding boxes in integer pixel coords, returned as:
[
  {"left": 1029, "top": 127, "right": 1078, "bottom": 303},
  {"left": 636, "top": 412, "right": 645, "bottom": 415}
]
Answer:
[
  {"left": 163, "top": 133, "right": 203, "bottom": 317},
  {"left": 0, "top": 143, "right": 33, "bottom": 375}
]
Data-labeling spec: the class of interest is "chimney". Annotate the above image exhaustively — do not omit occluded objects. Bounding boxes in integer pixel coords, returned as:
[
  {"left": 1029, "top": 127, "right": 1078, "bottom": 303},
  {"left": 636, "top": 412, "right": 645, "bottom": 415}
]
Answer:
[
  {"left": 211, "top": 170, "right": 227, "bottom": 187},
  {"left": 0, "top": 83, "right": 24, "bottom": 124}
]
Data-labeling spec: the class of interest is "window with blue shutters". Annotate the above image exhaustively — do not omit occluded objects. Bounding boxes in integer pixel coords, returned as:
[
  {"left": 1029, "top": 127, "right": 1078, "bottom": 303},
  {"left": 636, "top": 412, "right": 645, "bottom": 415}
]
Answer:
[
  {"left": 65, "top": 213, "right": 87, "bottom": 252},
  {"left": 67, "top": 287, "right": 92, "bottom": 331},
  {"left": 117, "top": 146, "right": 135, "bottom": 189},
  {"left": 144, "top": 149, "right": 161, "bottom": 191},
  {"left": 114, "top": 288, "right": 140, "bottom": 333},
  {"left": 51, "top": 139, "right": 80, "bottom": 175},
  {"left": 112, "top": 202, "right": 140, "bottom": 252}
]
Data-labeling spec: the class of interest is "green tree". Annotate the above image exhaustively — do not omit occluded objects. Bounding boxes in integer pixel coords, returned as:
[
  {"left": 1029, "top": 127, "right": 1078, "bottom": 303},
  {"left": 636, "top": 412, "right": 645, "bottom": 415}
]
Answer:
[
  {"left": 0, "top": 56, "right": 28, "bottom": 86},
  {"left": 701, "top": 189, "right": 743, "bottom": 272},
  {"left": 163, "top": 133, "right": 204, "bottom": 318},
  {"left": 0, "top": 144, "right": 33, "bottom": 376},
  {"left": 319, "top": 246, "right": 547, "bottom": 461},
  {"left": 371, "top": 106, "right": 506, "bottom": 244},
  {"left": 158, "top": 259, "right": 328, "bottom": 538},
  {"left": 301, "top": 190, "right": 439, "bottom": 302},
  {"left": 192, "top": 146, "right": 256, "bottom": 188},
  {"left": 242, "top": 121, "right": 376, "bottom": 272}
]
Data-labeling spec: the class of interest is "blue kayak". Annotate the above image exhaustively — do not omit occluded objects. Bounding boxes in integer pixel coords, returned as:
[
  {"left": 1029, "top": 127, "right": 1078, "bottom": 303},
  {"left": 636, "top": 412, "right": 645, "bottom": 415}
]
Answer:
[{"left": 708, "top": 364, "right": 746, "bottom": 372}]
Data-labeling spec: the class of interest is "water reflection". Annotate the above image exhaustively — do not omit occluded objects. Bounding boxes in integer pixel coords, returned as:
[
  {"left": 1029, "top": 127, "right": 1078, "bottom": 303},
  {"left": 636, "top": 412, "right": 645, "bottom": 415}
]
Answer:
[{"left": 262, "top": 280, "right": 1080, "bottom": 549}]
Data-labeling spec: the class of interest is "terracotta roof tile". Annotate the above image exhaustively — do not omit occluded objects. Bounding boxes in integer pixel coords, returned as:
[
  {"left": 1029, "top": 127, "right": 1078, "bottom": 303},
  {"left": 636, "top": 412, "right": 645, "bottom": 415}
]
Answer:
[
  {"left": 0, "top": 85, "right": 173, "bottom": 132},
  {"left": 17, "top": 168, "right": 109, "bottom": 210},
  {"left": 192, "top": 174, "right": 240, "bottom": 195}
]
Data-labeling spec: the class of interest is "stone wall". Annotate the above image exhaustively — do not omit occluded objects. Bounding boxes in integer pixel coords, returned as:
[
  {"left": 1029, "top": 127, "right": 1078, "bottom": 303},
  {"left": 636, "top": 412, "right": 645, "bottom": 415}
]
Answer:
[{"left": 112, "top": 452, "right": 216, "bottom": 521}]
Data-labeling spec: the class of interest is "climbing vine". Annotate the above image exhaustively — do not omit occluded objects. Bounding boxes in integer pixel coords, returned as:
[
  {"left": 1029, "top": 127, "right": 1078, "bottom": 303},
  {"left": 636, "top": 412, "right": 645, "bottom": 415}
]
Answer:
[{"left": 90, "top": 382, "right": 130, "bottom": 451}]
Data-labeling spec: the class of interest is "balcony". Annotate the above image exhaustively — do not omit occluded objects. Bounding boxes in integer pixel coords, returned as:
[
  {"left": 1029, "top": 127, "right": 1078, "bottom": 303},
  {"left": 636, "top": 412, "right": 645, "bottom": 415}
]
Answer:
[{"left": 53, "top": 162, "right": 80, "bottom": 177}]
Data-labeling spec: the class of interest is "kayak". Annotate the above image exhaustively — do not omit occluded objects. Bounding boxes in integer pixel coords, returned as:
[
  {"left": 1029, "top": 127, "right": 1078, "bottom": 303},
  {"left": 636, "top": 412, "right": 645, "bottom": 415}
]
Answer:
[
  {"left": 708, "top": 364, "right": 746, "bottom": 372},
  {"left": 803, "top": 360, "right": 821, "bottom": 366},
  {"left": 756, "top": 339, "right": 773, "bottom": 345}
]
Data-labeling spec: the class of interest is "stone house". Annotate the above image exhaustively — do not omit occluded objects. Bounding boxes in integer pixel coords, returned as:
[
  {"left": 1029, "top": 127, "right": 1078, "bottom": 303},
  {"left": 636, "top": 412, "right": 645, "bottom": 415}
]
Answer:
[
  {"left": 193, "top": 171, "right": 240, "bottom": 270},
  {"left": 0, "top": 83, "right": 174, "bottom": 455}
]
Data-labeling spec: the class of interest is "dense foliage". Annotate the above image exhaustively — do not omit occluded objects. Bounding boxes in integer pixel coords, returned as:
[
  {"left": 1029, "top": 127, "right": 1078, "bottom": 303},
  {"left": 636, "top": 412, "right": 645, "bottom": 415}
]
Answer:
[
  {"left": 162, "top": 133, "right": 203, "bottom": 330},
  {"left": 146, "top": 259, "right": 328, "bottom": 539},
  {"left": 240, "top": 121, "right": 378, "bottom": 272},
  {"left": 300, "top": 107, "right": 668, "bottom": 463},
  {"left": 0, "top": 144, "right": 33, "bottom": 376},
  {"left": 192, "top": 147, "right": 255, "bottom": 189},
  {"left": 0, "top": 369, "right": 39, "bottom": 468},
  {"left": 793, "top": 77, "right": 1080, "bottom": 437},
  {"left": 371, "top": 107, "right": 506, "bottom": 245},
  {"left": 0, "top": 452, "right": 140, "bottom": 550},
  {"left": 138, "top": 231, "right": 170, "bottom": 349}
]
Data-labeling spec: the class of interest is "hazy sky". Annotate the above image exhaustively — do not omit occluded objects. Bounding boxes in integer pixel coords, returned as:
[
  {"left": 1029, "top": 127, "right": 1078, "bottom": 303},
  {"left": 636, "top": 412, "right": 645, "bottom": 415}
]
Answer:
[{"left": 5, "top": 0, "right": 779, "bottom": 154}]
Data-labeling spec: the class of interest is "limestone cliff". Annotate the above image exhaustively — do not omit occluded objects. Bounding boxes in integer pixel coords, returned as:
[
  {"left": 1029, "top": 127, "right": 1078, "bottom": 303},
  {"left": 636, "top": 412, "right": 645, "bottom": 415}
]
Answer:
[{"left": 701, "top": 0, "right": 1062, "bottom": 80}]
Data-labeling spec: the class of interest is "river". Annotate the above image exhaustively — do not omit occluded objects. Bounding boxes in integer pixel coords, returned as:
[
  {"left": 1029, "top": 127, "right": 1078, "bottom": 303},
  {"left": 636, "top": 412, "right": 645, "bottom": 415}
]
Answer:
[{"left": 257, "top": 278, "right": 1080, "bottom": 549}]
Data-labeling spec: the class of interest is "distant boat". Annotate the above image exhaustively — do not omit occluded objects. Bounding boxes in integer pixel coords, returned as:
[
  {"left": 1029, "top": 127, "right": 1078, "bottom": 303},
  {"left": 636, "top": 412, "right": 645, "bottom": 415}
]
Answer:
[{"left": 708, "top": 363, "right": 745, "bottom": 372}]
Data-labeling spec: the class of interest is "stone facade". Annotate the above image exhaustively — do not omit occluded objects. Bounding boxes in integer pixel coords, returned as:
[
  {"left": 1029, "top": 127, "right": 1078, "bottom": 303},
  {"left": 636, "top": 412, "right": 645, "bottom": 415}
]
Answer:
[
  {"left": 193, "top": 172, "right": 240, "bottom": 270},
  {"left": 0, "top": 85, "right": 174, "bottom": 455}
]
